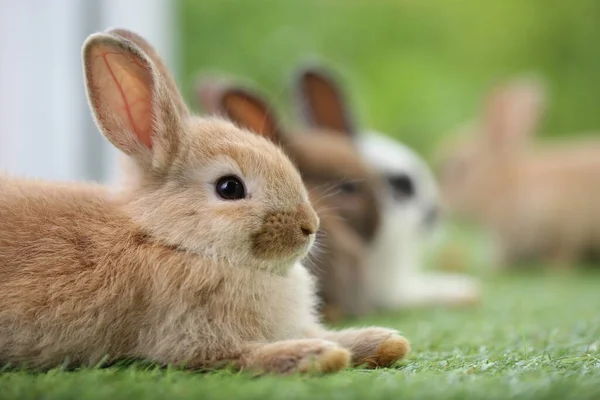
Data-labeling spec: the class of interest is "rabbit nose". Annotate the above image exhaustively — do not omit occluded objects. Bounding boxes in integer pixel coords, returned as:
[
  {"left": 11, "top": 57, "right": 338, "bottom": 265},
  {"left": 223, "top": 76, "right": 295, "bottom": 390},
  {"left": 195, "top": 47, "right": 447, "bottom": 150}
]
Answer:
[
  {"left": 297, "top": 203, "right": 319, "bottom": 236},
  {"left": 301, "top": 225, "right": 316, "bottom": 237}
]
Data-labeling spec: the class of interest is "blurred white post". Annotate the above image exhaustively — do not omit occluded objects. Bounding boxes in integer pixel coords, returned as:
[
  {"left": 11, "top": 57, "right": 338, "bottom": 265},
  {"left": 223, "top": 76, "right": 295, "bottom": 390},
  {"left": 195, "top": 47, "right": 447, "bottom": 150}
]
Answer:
[
  {"left": 0, "top": 0, "right": 176, "bottom": 183},
  {"left": 0, "top": 0, "right": 87, "bottom": 181}
]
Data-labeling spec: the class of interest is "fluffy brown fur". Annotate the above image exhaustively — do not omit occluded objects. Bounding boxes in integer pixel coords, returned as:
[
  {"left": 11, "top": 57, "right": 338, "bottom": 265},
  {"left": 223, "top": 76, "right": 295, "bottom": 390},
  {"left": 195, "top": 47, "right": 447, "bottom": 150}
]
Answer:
[
  {"left": 0, "top": 28, "right": 409, "bottom": 374},
  {"left": 196, "top": 79, "right": 381, "bottom": 320},
  {"left": 437, "top": 78, "right": 600, "bottom": 267}
]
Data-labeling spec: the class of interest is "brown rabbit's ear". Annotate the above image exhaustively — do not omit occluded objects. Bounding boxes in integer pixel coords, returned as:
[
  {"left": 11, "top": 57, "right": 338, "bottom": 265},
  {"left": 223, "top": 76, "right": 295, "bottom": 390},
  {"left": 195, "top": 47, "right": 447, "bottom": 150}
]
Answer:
[
  {"left": 83, "top": 30, "right": 184, "bottom": 170},
  {"left": 483, "top": 78, "right": 546, "bottom": 145},
  {"left": 105, "top": 28, "right": 189, "bottom": 118},
  {"left": 196, "top": 78, "right": 282, "bottom": 143},
  {"left": 293, "top": 66, "right": 357, "bottom": 137}
]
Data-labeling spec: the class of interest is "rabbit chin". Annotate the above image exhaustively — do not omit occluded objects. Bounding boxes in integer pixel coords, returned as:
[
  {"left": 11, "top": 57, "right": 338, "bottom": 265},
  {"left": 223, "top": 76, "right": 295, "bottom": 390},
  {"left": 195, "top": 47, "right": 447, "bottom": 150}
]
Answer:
[
  {"left": 209, "top": 223, "right": 314, "bottom": 273},
  {"left": 180, "top": 234, "right": 316, "bottom": 273},
  {"left": 254, "top": 235, "right": 316, "bottom": 273}
]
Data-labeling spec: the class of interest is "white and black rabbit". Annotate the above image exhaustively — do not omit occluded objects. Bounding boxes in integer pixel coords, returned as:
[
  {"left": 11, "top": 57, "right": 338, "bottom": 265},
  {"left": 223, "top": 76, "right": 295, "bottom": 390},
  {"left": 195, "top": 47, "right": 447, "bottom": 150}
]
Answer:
[{"left": 293, "top": 66, "right": 481, "bottom": 310}]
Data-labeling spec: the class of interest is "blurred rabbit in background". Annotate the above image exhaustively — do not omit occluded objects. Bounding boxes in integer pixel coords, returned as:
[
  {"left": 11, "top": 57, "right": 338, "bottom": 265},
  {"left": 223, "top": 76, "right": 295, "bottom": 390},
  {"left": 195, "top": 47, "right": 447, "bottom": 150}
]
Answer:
[
  {"left": 437, "top": 78, "right": 600, "bottom": 268},
  {"left": 292, "top": 66, "right": 481, "bottom": 309}
]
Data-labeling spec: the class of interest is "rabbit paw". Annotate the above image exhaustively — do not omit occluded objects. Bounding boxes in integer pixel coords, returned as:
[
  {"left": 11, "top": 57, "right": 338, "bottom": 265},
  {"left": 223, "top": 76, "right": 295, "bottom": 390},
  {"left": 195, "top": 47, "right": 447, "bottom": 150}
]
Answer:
[
  {"left": 243, "top": 339, "right": 350, "bottom": 374},
  {"left": 324, "top": 328, "right": 410, "bottom": 368}
]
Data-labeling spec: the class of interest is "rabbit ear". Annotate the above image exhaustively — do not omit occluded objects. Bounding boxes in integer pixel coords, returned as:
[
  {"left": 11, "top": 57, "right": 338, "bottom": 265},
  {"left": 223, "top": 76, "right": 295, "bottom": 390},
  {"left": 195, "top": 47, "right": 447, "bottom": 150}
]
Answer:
[
  {"left": 483, "top": 79, "right": 545, "bottom": 145},
  {"left": 106, "top": 28, "right": 189, "bottom": 118},
  {"left": 194, "top": 75, "right": 233, "bottom": 115},
  {"left": 196, "top": 77, "right": 282, "bottom": 143},
  {"left": 294, "top": 66, "right": 357, "bottom": 137},
  {"left": 83, "top": 30, "right": 184, "bottom": 170}
]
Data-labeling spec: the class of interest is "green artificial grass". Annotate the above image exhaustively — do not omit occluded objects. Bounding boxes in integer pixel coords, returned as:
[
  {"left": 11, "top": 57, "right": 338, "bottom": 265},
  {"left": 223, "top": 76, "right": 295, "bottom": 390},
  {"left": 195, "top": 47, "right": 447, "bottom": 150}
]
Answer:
[{"left": 2, "top": 272, "right": 599, "bottom": 400}]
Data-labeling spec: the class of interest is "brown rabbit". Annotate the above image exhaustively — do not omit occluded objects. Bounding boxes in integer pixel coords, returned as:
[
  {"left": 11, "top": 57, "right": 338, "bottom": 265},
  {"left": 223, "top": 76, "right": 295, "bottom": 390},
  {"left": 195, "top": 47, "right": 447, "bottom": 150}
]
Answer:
[
  {"left": 0, "top": 28, "right": 410, "bottom": 373},
  {"left": 437, "top": 78, "right": 600, "bottom": 267},
  {"left": 196, "top": 77, "right": 382, "bottom": 321}
]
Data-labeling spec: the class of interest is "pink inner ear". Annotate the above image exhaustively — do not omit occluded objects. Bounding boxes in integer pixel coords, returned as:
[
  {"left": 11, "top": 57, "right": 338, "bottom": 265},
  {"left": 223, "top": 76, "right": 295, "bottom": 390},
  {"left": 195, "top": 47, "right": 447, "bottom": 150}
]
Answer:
[
  {"left": 99, "top": 50, "right": 154, "bottom": 149},
  {"left": 485, "top": 90, "right": 515, "bottom": 141}
]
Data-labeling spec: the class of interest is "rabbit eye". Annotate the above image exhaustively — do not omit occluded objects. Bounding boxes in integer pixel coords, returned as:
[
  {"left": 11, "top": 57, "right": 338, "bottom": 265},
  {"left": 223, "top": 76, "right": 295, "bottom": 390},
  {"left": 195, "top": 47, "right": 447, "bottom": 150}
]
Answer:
[
  {"left": 339, "top": 181, "right": 359, "bottom": 194},
  {"left": 387, "top": 173, "right": 415, "bottom": 198},
  {"left": 216, "top": 175, "right": 246, "bottom": 200}
]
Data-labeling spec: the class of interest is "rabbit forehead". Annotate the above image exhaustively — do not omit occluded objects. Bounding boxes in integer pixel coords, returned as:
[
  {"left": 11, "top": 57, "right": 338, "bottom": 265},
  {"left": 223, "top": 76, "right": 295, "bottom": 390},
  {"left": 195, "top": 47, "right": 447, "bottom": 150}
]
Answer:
[
  {"left": 359, "top": 132, "right": 421, "bottom": 174},
  {"left": 360, "top": 132, "right": 438, "bottom": 195},
  {"left": 179, "top": 117, "right": 308, "bottom": 201}
]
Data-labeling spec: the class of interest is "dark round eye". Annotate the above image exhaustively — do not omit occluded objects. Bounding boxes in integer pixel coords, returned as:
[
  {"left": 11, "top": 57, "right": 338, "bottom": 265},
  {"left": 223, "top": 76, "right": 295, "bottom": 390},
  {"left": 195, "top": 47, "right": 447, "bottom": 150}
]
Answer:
[
  {"left": 215, "top": 175, "right": 246, "bottom": 200},
  {"left": 339, "top": 181, "right": 359, "bottom": 194},
  {"left": 387, "top": 173, "right": 415, "bottom": 198}
]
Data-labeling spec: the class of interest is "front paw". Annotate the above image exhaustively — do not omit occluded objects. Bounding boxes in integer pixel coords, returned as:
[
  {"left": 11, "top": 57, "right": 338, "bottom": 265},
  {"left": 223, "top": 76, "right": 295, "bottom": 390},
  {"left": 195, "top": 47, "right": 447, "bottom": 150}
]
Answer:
[
  {"left": 366, "top": 333, "right": 410, "bottom": 368},
  {"left": 438, "top": 275, "right": 482, "bottom": 307},
  {"left": 243, "top": 339, "right": 350, "bottom": 374},
  {"left": 326, "top": 328, "right": 410, "bottom": 368},
  {"left": 354, "top": 329, "right": 410, "bottom": 368}
]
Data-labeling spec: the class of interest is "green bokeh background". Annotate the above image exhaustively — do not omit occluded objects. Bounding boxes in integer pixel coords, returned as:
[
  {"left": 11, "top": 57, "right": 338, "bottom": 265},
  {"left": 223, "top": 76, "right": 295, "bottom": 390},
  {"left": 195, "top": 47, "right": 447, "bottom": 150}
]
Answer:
[{"left": 179, "top": 0, "right": 600, "bottom": 160}]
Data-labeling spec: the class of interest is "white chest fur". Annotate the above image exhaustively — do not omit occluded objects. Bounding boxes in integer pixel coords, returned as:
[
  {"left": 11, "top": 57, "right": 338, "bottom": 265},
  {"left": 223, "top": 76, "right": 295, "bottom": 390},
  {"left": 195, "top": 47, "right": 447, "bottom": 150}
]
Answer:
[{"left": 141, "top": 261, "right": 321, "bottom": 363}]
